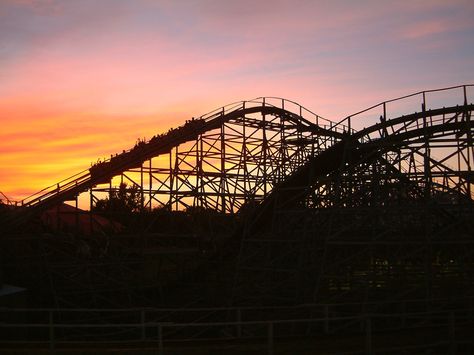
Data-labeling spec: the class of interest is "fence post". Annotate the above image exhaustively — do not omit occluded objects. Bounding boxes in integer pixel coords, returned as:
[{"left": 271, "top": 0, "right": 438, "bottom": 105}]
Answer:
[
  {"left": 365, "top": 316, "right": 372, "bottom": 355},
  {"left": 267, "top": 322, "right": 274, "bottom": 355},
  {"left": 236, "top": 309, "right": 242, "bottom": 338},
  {"left": 141, "top": 309, "right": 146, "bottom": 341},
  {"left": 49, "top": 310, "right": 55, "bottom": 354},
  {"left": 158, "top": 324, "right": 163, "bottom": 355},
  {"left": 401, "top": 301, "right": 406, "bottom": 328},
  {"left": 324, "top": 305, "right": 329, "bottom": 334},
  {"left": 469, "top": 297, "right": 473, "bottom": 322},
  {"left": 449, "top": 312, "right": 456, "bottom": 354}
]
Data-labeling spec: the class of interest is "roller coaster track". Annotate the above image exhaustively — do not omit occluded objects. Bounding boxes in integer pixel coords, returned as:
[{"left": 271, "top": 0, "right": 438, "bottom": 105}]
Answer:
[
  {"left": 2, "top": 85, "right": 474, "bottom": 313},
  {"left": 7, "top": 85, "right": 474, "bottom": 225},
  {"left": 248, "top": 103, "right": 474, "bottom": 227},
  {"left": 17, "top": 98, "right": 345, "bottom": 214},
  {"left": 232, "top": 86, "right": 474, "bottom": 305},
  {"left": 0, "top": 191, "right": 13, "bottom": 205},
  {"left": 235, "top": 93, "right": 474, "bottom": 232}
]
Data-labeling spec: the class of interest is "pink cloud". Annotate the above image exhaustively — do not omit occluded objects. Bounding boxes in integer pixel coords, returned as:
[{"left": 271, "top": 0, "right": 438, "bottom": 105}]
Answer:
[{"left": 400, "top": 20, "right": 452, "bottom": 39}]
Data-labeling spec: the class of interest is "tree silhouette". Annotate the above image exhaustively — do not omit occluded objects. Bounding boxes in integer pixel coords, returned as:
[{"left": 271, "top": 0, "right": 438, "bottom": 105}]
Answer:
[{"left": 94, "top": 182, "right": 142, "bottom": 214}]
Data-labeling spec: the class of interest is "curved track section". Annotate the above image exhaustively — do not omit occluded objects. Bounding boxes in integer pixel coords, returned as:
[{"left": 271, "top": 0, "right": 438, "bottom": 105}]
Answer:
[
  {"left": 234, "top": 86, "right": 474, "bottom": 305},
  {"left": 247, "top": 103, "right": 474, "bottom": 223},
  {"left": 19, "top": 98, "right": 344, "bottom": 217}
]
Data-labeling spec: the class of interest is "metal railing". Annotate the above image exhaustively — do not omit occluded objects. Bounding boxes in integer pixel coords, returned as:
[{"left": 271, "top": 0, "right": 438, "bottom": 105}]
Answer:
[
  {"left": 333, "top": 84, "right": 474, "bottom": 137},
  {"left": 0, "top": 191, "right": 14, "bottom": 205}
]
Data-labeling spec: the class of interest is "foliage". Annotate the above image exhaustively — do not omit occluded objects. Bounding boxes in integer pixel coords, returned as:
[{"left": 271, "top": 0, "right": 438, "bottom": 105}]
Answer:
[{"left": 93, "top": 182, "right": 143, "bottom": 214}]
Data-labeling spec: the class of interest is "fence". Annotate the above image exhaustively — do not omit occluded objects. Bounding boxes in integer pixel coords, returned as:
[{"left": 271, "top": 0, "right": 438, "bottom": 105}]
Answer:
[{"left": 1, "top": 298, "right": 473, "bottom": 354}]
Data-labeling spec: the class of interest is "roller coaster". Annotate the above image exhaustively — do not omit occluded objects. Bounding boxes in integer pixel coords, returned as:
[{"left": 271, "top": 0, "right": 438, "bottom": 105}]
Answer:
[{"left": 1, "top": 85, "right": 474, "bottom": 353}]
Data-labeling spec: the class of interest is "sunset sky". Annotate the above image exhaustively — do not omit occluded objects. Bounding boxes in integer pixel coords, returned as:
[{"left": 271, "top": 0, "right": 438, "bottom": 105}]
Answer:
[{"left": 1, "top": 0, "right": 473, "bottom": 201}]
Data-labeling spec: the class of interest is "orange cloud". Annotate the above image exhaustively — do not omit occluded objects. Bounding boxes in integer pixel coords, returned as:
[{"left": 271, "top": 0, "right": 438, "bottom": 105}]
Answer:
[{"left": 1, "top": 0, "right": 473, "bottom": 203}]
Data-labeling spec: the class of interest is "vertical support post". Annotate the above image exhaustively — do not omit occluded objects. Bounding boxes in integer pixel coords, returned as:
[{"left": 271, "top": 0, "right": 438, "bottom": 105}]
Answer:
[
  {"left": 89, "top": 187, "right": 93, "bottom": 233},
  {"left": 169, "top": 151, "right": 173, "bottom": 210},
  {"left": 241, "top": 100, "right": 247, "bottom": 206},
  {"left": 149, "top": 159, "right": 152, "bottom": 211},
  {"left": 200, "top": 136, "right": 204, "bottom": 208},
  {"left": 75, "top": 181, "right": 79, "bottom": 229},
  {"left": 267, "top": 322, "right": 274, "bottom": 355},
  {"left": 263, "top": 103, "right": 267, "bottom": 196},
  {"left": 140, "top": 164, "right": 144, "bottom": 211},
  {"left": 422, "top": 95, "right": 434, "bottom": 305},
  {"left": 279, "top": 102, "right": 285, "bottom": 184},
  {"left": 56, "top": 183, "right": 60, "bottom": 230},
  {"left": 243, "top": 104, "right": 248, "bottom": 198},
  {"left": 196, "top": 135, "right": 200, "bottom": 208},
  {"left": 466, "top": 92, "right": 472, "bottom": 198},
  {"left": 220, "top": 114, "right": 226, "bottom": 213},
  {"left": 315, "top": 115, "right": 321, "bottom": 152},
  {"left": 422, "top": 101, "right": 431, "bottom": 199},
  {"left": 175, "top": 146, "right": 179, "bottom": 211}
]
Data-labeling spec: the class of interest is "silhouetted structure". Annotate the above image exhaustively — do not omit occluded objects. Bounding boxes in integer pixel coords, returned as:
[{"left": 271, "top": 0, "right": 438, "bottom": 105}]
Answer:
[{"left": 1, "top": 86, "right": 474, "bottom": 353}]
